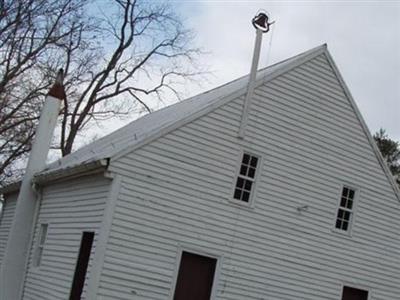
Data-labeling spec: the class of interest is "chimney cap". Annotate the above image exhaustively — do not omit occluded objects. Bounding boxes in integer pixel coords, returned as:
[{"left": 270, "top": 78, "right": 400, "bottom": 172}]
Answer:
[
  {"left": 48, "top": 69, "right": 66, "bottom": 100},
  {"left": 55, "top": 68, "right": 64, "bottom": 85}
]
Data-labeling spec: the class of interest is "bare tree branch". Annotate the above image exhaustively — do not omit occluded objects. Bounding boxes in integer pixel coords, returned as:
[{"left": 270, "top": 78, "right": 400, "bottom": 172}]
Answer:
[{"left": 0, "top": 0, "right": 205, "bottom": 185}]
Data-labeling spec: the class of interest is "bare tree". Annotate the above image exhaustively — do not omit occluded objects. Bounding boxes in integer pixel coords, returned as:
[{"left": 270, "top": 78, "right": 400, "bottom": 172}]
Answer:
[
  {"left": 57, "top": 0, "right": 202, "bottom": 156},
  {"left": 0, "top": 0, "right": 203, "bottom": 185},
  {"left": 0, "top": 0, "right": 89, "bottom": 184}
]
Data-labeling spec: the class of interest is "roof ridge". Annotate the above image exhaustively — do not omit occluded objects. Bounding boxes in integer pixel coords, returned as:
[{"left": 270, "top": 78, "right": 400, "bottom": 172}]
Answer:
[
  {"left": 0, "top": 43, "right": 332, "bottom": 194},
  {"left": 49, "top": 44, "right": 328, "bottom": 169},
  {"left": 109, "top": 43, "right": 328, "bottom": 162}
]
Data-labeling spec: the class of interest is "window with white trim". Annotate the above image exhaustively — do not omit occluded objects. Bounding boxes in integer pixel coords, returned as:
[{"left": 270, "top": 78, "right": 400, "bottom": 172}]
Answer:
[
  {"left": 35, "top": 223, "right": 48, "bottom": 267},
  {"left": 335, "top": 186, "right": 356, "bottom": 232},
  {"left": 233, "top": 153, "right": 259, "bottom": 203}
]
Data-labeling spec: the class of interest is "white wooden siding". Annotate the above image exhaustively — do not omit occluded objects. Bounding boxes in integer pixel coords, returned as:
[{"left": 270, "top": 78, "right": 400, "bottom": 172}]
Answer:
[
  {"left": 0, "top": 192, "right": 17, "bottom": 267},
  {"left": 21, "top": 175, "right": 111, "bottom": 300},
  {"left": 95, "top": 53, "right": 399, "bottom": 300}
]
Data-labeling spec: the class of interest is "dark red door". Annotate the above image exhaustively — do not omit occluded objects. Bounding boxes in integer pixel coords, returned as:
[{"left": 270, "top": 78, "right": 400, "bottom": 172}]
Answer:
[
  {"left": 174, "top": 251, "right": 217, "bottom": 300},
  {"left": 342, "top": 286, "right": 369, "bottom": 300},
  {"left": 69, "top": 232, "right": 95, "bottom": 300}
]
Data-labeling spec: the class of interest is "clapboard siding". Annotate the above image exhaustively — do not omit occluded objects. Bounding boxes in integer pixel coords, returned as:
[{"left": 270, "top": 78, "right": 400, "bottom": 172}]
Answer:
[
  {"left": 0, "top": 192, "right": 17, "bottom": 266},
  {"left": 94, "top": 53, "right": 400, "bottom": 300},
  {"left": 22, "top": 175, "right": 111, "bottom": 300}
]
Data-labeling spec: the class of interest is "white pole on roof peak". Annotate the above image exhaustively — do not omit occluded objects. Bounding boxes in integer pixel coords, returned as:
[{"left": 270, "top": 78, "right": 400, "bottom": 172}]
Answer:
[
  {"left": 238, "top": 11, "right": 274, "bottom": 139},
  {"left": 0, "top": 69, "right": 65, "bottom": 300}
]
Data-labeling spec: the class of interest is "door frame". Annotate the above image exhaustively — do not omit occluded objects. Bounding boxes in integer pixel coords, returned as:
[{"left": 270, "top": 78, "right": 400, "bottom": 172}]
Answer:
[{"left": 169, "top": 244, "right": 223, "bottom": 300}]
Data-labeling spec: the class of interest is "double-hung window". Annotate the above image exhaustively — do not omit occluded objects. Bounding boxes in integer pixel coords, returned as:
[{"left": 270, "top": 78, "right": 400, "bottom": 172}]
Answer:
[
  {"left": 335, "top": 186, "right": 356, "bottom": 232},
  {"left": 233, "top": 152, "right": 259, "bottom": 203},
  {"left": 35, "top": 223, "right": 48, "bottom": 267}
]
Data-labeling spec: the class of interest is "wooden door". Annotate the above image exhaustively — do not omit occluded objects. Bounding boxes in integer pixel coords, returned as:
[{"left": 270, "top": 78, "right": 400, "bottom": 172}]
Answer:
[
  {"left": 173, "top": 251, "right": 217, "bottom": 300},
  {"left": 342, "top": 286, "right": 369, "bottom": 300},
  {"left": 69, "top": 231, "right": 95, "bottom": 300}
]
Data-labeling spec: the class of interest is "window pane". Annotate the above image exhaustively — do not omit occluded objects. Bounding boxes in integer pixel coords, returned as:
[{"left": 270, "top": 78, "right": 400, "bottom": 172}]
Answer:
[
  {"left": 336, "top": 219, "right": 342, "bottom": 229},
  {"left": 343, "top": 211, "right": 351, "bottom": 221},
  {"left": 340, "top": 197, "right": 347, "bottom": 208},
  {"left": 242, "top": 154, "right": 250, "bottom": 165},
  {"left": 347, "top": 199, "right": 353, "bottom": 210},
  {"left": 234, "top": 189, "right": 242, "bottom": 200},
  {"left": 250, "top": 156, "right": 258, "bottom": 168},
  {"left": 342, "top": 187, "right": 349, "bottom": 197},
  {"left": 248, "top": 167, "right": 256, "bottom": 178},
  {"left": 240, "top": 165, "right": 247, "bottom": 176},
  {"left": 342, "top": 221, "right": 349, "bottom": 231},
  {"left": 242, "top": 191, "right": 250, "bottom": 202},
  {"left": 236, "top": 177, "right": 244, "bottom": 188},
  {"left": 348, "top": 189, "right": 355, "bottom": 200},
  {"left": 244, "top": 180, "right": 252, "bottom": 191}
]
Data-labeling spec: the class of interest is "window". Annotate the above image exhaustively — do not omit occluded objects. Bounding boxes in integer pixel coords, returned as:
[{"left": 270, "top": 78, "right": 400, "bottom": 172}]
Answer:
[
  {"left": 173, "top": 251, "right": 217, "bottom": 300},
  {"left": 35, "top": 223, "right": 48, "bottom": 267},
  {"left": 341, "top": 286, "right": 368, "bottom": 300},
  {"left": 233, "top": 153, "right": 259, "bottom": 203},
  {"left": 335, "top": 186, "right": 356, "bottom": 232}
]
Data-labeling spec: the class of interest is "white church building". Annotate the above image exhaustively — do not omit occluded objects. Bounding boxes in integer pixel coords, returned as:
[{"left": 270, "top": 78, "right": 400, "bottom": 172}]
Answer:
[{"left": 0, "top": 44, "right": 399, "bottom": 300}]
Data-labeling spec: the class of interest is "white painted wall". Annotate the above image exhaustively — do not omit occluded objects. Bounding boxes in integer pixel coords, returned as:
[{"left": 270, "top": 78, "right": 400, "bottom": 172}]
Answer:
[
  {"left": 0, "top": 193, "right": 17, "bottom": 267},
  {"left": 94, "top": 54, "right": 400, "bottom": 300},
  {"left": 21, "top": 175, "right": 111, "bottom": 300}
]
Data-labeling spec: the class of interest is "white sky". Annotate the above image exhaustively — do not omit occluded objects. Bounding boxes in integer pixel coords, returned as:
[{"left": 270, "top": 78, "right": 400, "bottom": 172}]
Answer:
[{"left": 170, "top": 1, "right": 400, "bottom": 140}]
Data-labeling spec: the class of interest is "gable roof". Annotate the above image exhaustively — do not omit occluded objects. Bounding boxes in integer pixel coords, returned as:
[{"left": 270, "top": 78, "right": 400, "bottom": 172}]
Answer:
[
  {"left": 2, "top": 44, "right": 399, "bottom": 200},
  {"left": 44, "top": 44, "right": 328, "bottom": 173}
]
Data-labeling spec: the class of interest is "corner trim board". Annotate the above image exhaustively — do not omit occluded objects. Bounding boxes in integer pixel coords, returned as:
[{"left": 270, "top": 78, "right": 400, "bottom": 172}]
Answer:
[{"left": 85, "top": 174, "right": 122, "bottom": 299}]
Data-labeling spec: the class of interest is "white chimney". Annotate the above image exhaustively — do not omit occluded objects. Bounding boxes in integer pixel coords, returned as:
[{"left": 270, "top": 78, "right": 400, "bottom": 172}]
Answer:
[{"left": 0, "top": 70, "right": 65, "bottom": 299}]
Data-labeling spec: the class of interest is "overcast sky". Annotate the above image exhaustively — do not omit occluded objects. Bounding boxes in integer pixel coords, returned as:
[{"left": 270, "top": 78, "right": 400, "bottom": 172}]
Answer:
[{"left": 169, "top": 1, "right": 400, "bottom": 140}]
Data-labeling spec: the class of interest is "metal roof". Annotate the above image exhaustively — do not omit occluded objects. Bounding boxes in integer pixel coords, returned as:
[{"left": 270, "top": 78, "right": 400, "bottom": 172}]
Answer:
[
  {"left": 45, "top": 44, "right": 328, "bottom": 174},
  {"left": 3, "top": 43, "right": 398, "bottom": 200}
]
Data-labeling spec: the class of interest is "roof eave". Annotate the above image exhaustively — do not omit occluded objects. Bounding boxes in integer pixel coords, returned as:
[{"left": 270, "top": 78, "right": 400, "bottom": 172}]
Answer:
[
  {"left": 33, "top": 158, "right": 109, "bottom": 186},
  {"left": 0, "top": 159, "right": 109, "bottom": 197}
]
